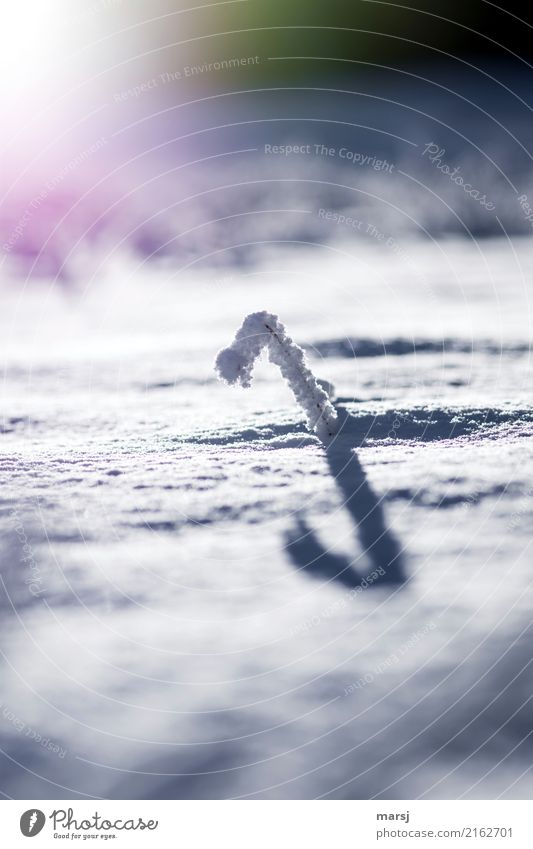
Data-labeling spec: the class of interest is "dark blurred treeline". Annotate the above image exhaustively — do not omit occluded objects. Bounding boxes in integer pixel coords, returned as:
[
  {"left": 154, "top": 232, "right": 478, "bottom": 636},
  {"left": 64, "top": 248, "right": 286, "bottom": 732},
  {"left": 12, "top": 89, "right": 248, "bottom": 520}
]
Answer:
[{"left": 114, "top": 0, "right": 531, "bottom": 85}]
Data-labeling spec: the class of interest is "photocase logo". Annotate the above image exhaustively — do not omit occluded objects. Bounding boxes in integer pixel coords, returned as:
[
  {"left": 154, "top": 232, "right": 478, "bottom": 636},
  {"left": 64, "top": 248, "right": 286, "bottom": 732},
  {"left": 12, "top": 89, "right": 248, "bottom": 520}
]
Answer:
[{"left": 20, "top": 809, "right": 46, "bottom": 837}]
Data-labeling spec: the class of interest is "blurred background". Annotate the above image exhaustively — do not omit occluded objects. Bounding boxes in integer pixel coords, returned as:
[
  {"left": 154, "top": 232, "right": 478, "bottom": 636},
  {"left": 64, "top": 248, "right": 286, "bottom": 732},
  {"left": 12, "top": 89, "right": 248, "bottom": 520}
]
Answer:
[{"left": 2, "top": 1, "right": 533, "bottom": 802}]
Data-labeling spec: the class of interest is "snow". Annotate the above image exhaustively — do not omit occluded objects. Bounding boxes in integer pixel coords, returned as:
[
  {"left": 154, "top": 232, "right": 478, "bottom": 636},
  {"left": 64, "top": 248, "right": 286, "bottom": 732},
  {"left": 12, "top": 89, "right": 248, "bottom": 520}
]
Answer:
[{"left": 1, "top": 236, "right": 533, "bottom": 800}]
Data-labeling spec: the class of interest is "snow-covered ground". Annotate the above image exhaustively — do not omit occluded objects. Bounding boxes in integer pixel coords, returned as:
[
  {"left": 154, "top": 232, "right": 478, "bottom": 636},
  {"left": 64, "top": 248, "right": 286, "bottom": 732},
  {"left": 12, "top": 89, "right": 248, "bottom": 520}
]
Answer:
[{"left": 1, "top": 234, "right": 533, "bottom": 799}]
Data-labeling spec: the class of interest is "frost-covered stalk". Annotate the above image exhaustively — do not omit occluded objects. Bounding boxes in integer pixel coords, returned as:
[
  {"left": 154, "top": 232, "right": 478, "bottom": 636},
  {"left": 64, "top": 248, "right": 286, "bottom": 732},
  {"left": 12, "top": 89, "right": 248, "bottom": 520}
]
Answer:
[{"left": 215, "top": 311, "right": 338, "bottom": 440}]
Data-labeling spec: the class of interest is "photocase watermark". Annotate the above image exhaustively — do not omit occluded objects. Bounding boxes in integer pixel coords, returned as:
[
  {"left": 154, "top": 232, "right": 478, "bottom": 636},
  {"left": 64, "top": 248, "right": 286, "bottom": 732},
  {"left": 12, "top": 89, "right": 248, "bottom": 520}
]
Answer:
[
  {"left": 461, "top": 489, "right": 481, "bottom": 510},
  {"left": 289, "top": 566, "right": 386, "bottom": 636},
  {"left": 2, "top": 137, "right": 108, "bottom": 254},
  {"left": 387, "top": 412, "right": 404, "bottom": 440},
  {"left": 211, "top": 274, "right": 238, "bottom": 287},
  {"left": 20, "top": 809, "right": 46, "bottom": 837},
  {"left": 1, "top": 703, "right": 67, "bottom": 758},
  {"left": 113, "top": 56, "right": 262, "bottom": 102},
  {"left": 80, "top": 0, "right": 122, "bottom": 17},
  {"left": 421, "top": 143, "right": 495, "bottom": 211},
  {"left": 9, "top": 508, "right": 44, "bottom": 597},
  {"left": 343, "top": 621, "right": 437, "bottom": 695},
  {"left": 18, "top": 807, "right": 159, "bottom": 838},
  {"left": 264, "top": 143, "right": 395, "bottom": 172},
  {"left": 318, "top": 211, "right": 415, "bottom": 256},
  {"left": 317, "top": 209, "right": 438, "bottom": 305}
]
